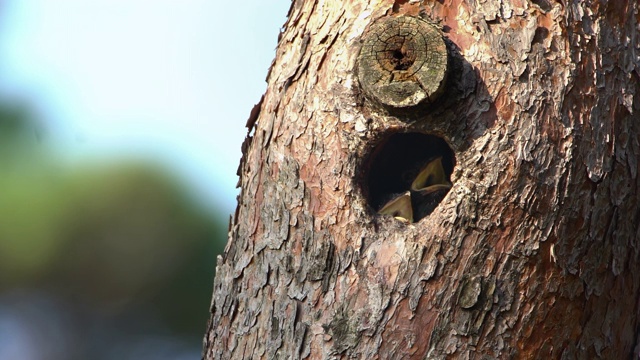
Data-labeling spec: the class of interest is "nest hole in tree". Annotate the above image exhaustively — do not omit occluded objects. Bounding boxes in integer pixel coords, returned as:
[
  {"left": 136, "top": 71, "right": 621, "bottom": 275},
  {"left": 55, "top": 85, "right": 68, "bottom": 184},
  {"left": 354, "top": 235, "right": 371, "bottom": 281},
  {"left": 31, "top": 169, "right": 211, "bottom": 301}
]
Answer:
[{"left": 364, "top": 132, "right": 456, "bottom": 223}]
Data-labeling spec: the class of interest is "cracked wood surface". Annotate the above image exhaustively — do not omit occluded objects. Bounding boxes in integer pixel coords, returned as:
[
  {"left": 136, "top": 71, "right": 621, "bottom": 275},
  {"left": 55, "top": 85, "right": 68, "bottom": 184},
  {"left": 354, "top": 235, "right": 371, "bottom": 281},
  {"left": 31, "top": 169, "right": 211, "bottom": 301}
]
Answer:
[
  {"left": 357, "top": 15, "right": 448, "bottom": 108},
  {"left": 204, "top": 0, "right": 640, "bottom": 358}
]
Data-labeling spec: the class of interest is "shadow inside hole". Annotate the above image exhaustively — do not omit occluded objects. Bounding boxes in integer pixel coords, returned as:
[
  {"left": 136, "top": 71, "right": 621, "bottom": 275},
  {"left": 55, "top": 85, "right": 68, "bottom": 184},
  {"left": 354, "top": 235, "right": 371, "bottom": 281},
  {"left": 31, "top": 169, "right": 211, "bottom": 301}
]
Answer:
[{"left": 366, "top": 132, "right": 456, "bottom": 223}]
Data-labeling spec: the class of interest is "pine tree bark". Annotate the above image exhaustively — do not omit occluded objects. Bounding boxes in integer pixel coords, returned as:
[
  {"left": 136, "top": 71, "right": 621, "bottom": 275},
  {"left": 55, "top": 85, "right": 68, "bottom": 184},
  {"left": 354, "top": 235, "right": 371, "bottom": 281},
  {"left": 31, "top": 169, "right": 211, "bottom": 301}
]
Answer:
[{"left": 204, "top": 0, "right": 640, "bottom": 358}]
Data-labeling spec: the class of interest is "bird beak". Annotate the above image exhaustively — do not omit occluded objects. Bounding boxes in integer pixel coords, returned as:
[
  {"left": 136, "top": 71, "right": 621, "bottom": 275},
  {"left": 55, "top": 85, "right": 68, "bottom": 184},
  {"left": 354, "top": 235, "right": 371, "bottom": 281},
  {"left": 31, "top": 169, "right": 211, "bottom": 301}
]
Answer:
[
  {"left": 378, "top": 191, "right": 413, "bottom": 223},
  {"left": 410, "top": 156, "right": 452, "bottom": 194}
]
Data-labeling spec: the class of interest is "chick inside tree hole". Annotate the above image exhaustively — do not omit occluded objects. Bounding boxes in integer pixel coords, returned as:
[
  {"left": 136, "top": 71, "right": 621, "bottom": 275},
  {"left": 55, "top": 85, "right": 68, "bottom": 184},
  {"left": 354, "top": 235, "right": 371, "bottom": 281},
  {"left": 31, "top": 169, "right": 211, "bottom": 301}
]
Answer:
[{"left": 364, "top": 133, "right": 456, "bottom": 223}]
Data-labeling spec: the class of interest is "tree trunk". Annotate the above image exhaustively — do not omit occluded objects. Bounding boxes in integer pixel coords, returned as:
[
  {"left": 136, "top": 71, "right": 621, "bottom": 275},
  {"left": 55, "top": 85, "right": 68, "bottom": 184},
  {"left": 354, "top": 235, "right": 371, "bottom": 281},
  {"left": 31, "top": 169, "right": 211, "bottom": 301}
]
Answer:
[{"left": 204, "top": 0, "right": 640, "bottom": 358}]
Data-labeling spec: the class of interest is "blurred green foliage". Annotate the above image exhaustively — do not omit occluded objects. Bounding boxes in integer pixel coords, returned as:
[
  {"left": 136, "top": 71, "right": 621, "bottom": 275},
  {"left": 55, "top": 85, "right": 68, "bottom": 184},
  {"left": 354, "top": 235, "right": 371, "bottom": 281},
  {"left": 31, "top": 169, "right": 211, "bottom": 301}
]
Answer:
[{"left": 0, "top": 101, "right": 228, "bottom": 349}]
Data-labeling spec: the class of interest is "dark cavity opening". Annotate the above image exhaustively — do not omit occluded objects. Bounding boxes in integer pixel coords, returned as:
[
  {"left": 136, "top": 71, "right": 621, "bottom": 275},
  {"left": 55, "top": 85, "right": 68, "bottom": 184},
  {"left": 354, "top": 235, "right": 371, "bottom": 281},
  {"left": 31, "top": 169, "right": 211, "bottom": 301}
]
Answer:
[
  {"left": 382, "top": 37, "right": 415, "bottom": 71},
  {"left": 364, "top": 132, "right": 455, "bottom": 223},
  {"left": 391, "top": 48, "right": 412, "bottom": 70}
]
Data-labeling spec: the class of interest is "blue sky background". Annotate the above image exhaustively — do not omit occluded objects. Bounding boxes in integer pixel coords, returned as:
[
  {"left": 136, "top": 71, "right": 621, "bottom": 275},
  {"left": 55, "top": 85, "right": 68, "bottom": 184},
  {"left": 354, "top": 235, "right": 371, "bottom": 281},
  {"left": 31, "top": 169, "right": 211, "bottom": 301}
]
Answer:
[{"left": 0, "top": 0, "right": 290, "bottom": 214}]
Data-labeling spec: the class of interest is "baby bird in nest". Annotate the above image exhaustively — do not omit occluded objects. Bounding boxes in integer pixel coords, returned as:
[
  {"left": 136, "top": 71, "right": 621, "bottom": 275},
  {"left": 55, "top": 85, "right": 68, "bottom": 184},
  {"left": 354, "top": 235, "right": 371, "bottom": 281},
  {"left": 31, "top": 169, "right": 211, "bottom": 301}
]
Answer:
[{"left": 377, "top": 157, "right": 452, "bottom": 223}]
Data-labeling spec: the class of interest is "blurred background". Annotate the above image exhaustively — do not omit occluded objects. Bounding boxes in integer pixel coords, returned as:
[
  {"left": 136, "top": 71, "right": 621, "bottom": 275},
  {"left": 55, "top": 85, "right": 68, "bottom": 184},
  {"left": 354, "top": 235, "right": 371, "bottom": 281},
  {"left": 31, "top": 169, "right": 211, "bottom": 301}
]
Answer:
[{"left": 0, "top": 1, "right": 289, "bottom": 359}]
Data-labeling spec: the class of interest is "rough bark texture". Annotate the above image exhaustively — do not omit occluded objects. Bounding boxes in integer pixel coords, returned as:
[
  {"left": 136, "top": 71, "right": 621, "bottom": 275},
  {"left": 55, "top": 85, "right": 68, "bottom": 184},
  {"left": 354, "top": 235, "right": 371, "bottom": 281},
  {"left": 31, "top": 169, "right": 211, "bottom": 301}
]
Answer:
[{"left": 204, "top": 0, "right": 640, "bottom": 359}]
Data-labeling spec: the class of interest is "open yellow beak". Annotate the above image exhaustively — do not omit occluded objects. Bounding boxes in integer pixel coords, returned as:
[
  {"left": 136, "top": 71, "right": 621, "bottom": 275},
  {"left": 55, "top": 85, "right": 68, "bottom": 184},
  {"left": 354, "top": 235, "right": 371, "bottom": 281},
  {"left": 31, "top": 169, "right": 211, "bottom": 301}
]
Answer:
[
  {"left": 410, "top": 156, "right": 452, "bottom": 194},
  {"left": 377, "top": 191, "right": 413, "bottom": 223}
]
